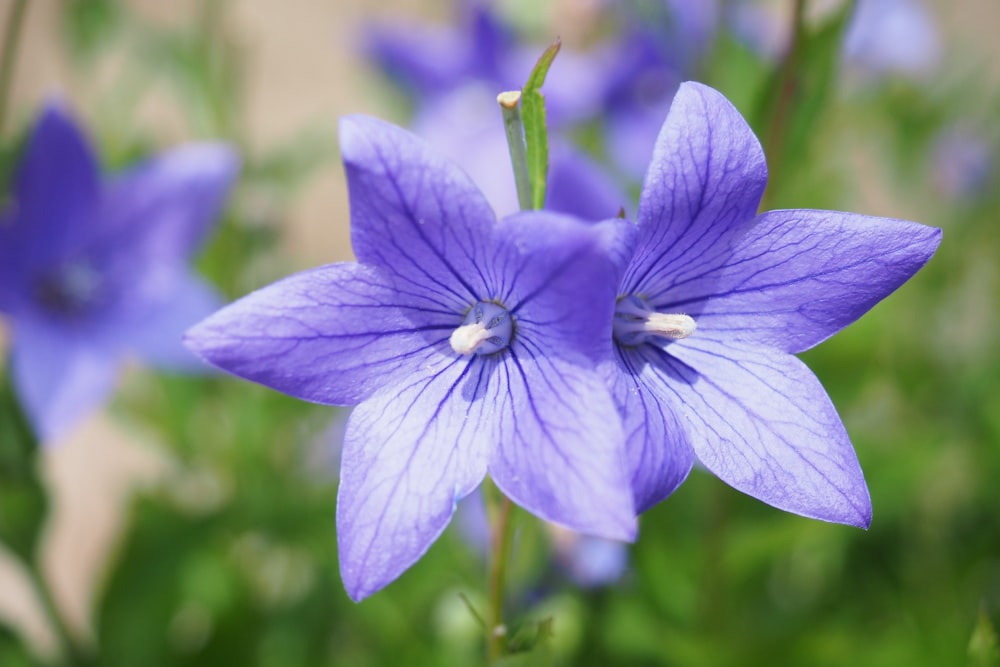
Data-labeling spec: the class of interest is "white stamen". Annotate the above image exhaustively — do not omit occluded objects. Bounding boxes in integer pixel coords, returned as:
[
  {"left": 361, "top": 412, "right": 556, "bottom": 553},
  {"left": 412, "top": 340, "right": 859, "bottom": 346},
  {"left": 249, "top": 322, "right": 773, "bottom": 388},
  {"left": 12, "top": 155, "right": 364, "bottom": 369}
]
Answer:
[
  {"left": 613, "top": 295, "right": 697, "bottom": 345},
  {"left": 450, "top": 301, "right": 514, "bottom": 356},
  {"left": 450, "top": 321, "right": 492, "bottom": 355},
  {"left": 643, "top": 312, "right": 697, "bottom": 339}
]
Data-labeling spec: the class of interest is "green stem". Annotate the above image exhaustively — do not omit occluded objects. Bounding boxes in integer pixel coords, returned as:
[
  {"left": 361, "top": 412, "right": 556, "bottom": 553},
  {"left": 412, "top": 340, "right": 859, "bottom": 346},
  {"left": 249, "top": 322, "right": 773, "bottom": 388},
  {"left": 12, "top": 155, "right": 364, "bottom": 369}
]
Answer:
[
  {"left": 497, "top": 91, "right": 533, "bottom": 211},
  {"left": 0, "top": 0, "right": 29, "bottom": 137},
  {"left": 27, "top": 559, "right": 90, "bottom": 667},
  {"left": 760, "top": 0, "right": 807, "bottom": 210},
  {"left": 486, "top": 493, "right": 514, "bottom": 664}
]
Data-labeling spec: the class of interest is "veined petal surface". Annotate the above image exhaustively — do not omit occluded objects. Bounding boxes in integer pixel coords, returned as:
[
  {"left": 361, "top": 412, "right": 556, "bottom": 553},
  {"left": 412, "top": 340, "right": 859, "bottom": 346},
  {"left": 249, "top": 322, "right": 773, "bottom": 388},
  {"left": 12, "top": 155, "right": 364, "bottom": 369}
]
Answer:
[
  {"left": 608, "top": 348, "right": 694, "bottom": 512},
  {"left": 337, "top": 357, "right": 490, "bottom": 601},
  {"left": 680, "top": 209, "right": 943, "bottom": 353},
  {"left": 488, "top": 353, "right": 636, "bottom": 541},
  {"left": 499, "top": 212, "right": 628, "bottom": 363},
  {"left": 624, "top": 82, "right": 767, "bottom": 304},
  {"left": 340, "top": 115, "right": 498, "bottom": 313},
  {"left": 661, "top": 338, "right": 872, "bottom": 527},
  {"left": 185, "top": 263, "right": 453, "bottom": 405}
]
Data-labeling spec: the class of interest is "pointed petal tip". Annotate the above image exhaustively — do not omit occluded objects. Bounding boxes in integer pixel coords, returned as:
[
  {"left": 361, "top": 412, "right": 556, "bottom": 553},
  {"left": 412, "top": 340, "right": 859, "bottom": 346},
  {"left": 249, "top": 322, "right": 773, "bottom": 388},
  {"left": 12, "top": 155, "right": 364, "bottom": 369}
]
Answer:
[{"left": 337, "top": 114, "right": 385, "bottom": 157}]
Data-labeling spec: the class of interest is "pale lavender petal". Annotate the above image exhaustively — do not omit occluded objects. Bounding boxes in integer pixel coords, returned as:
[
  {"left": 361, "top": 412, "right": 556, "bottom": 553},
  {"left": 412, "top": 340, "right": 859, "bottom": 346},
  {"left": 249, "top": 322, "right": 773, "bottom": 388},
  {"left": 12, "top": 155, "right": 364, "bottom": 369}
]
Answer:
[
  {"left": 362, "top": 21, "right": 469, "bottom": 95},
  {"left": 662, "top": 338, "right": 872, "bottom": 527},
  {"left": 609, "top": 347, "right": 694, "bottom": 512},
  {"left": 337, "top": 358, "right": 490, "bottom": 601},
  {"left": 547, "top": 146, "right": 629, "bottom": 221},
  {"left": 842, "top": 0, "right": 941, "bottom": 78},
  {"left": 623, "top": 82, "right": 767, "bottom": 302},
  {"left": 411, "top": 86, "right": 519, "bottom": 218},
  {"left": 488, "top": 354, "right": 636, "bottom": 541},
  {"left": 499, "top": 212, "right": 628, "bottom": 363},
  {"left": 96, "top": 143, "right": 238, "bottom": 285},
  {"left": 554, "top": 533, "right": 628, "bottom": 588},
  {"left": 117, "top": 271, "right": 223, "bottom": 371},
  {"left": 676, "top": 210, "right": 942, "bottom": 353},
  {"left": 340, "top": 115, "right": 497, "bottom": 312},
  {"left": 10, "top": 316, "right": 118, "bottom": 443},
  {"left": 185, "top": 263, "right": 453, "bottom": 405},
  {"left": 9, "top": 103, "right": 100, "bottom": 272}
]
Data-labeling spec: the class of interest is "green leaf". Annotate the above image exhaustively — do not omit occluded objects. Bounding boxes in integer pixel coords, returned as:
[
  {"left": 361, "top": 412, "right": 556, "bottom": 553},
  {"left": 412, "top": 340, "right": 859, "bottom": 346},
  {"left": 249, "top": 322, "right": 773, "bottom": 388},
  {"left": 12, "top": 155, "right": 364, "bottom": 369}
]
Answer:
[{"left": 520, "top": 40, "right": 560, "bottom": 210}]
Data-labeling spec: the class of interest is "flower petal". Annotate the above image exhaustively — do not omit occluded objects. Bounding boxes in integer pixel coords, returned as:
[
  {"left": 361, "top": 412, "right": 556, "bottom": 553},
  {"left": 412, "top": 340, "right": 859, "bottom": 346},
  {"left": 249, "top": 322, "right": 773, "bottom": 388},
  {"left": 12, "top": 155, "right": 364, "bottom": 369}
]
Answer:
[
  {"left": 499, "top": 212, "right": 630, "bottom": 363},
  {"left": 10, "top": 316, "right": 118, "bottom": 444},
  {"left": 609, "top": 347, "right": 694, "bottom": 512},
  {"left": 116, "top": 271, "right": 224, "bottom": 371},
  {"left": 363, "top": 20, "right": 471, "bottom": 95},
  {"left": 677, "top": 210, "right": 942, "bottom": 353},
  {"left": 8, "top": 103, "right": 100, "bottom": 272},
  {"left": 185, "top": 263, "right": 453, "bottom": 405},
  {"left": 547, "top": 145, "right": 630, "bottom": 221},
  {"left": 662, "top": 338, "right": 872, "bottom": 527},
  {"left": 337, "top": 358, "right": 490, "bottom": 601},
  {"left": 339, "top": 115, "right": 497, "bottom": 313},
  {"left": 488, "top": 353, "right": 636, "bottom": 541},
  {"left": 623, "top": 82, "right": 767, "bottom": 302},
  {"left": 96, "top": 143, "right": 238, "bottom": 283}
]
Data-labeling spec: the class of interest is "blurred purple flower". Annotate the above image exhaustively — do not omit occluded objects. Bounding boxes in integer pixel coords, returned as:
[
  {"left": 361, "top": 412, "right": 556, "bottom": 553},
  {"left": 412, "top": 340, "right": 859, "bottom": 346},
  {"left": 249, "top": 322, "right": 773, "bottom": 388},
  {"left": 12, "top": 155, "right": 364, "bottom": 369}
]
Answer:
[
  {"left": 185, "top": 116, "right": 637, "bottom": 601},
  {"left": 931, "top": 125, "right": 994, "bottom": 200},
  {"left": 0, "top": 104, "right": 238, "bottom": 442},
  {"left": 598, "top": 0, "right": 719, "bottom": 177},
  {"left": 608, "top": 82, "right": 941, "bottom": 523},
  {"left": 411, "top": 85, "right": 626, "bottom": 219},
  {"left": 549, "top": 526, "right": 628, "bottom": 588},
  {"left": 362, "top": 0, "right": 604, "bottom": 125},
  {"left": 842, "top": 0, "right": 940, "bottom": 79},
  {"left": 363, "top": 0, "right": 715, "bottom": 177},
  {"left": 455, "top": 492, "right": 628, "bottom": 589},
  {"left": 729, "top": 0, "right": 940, "bottom": 80}
]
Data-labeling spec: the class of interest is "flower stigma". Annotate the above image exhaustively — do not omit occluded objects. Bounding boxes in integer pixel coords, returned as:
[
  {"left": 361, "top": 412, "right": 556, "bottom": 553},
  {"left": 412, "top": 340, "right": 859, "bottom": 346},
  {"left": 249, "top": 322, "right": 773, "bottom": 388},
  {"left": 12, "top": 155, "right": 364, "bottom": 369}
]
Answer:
[
  {"left": 613, "top": 294, "right": 696, "bottom": 346},
  {"left": 34, "top": 261, "right": 104, "bottom": 316},
  {"left": 449, "top": 301, "right": 513, "bottom": 356}
]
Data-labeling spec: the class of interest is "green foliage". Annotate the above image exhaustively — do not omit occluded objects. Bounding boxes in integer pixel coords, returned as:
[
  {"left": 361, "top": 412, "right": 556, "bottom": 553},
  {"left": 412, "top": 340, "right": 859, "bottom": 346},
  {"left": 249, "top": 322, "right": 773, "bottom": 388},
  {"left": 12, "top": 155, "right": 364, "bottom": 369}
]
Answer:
[{"left": 521, "top": 39, "right": 560, "bottom": 210}]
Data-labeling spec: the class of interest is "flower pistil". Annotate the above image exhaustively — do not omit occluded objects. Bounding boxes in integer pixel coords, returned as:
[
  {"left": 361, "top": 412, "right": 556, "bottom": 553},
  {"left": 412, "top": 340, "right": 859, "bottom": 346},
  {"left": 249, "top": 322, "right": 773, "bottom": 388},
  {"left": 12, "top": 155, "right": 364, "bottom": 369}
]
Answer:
[
  {"left": 449, "top": 301, "right": 513, "bottom": 356},
  {"left": 612, "top": 294, "right": 695, "bottom": 346}
]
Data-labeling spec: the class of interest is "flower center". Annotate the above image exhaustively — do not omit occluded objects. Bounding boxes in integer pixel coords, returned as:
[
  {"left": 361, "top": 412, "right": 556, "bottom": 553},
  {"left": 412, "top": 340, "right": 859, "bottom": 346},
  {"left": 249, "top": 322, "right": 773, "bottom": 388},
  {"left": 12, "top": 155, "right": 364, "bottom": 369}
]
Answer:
[
  {"left": 34, "top": 261, "right": 103, "bottom": 316},
  {"left": 449, "top": 301, "right": 513, "bottom": 356},
  {"left": 613, "top": 295, "right": 696, "bottom": 346}
]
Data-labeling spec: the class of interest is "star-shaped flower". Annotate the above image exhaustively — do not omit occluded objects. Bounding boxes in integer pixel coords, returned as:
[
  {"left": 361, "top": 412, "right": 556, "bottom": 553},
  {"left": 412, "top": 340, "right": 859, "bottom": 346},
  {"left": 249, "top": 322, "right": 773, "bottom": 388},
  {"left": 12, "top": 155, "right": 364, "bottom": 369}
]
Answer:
[
  {"left": 608, "top": 82, "right": 942, "bottom": 524},
  {"left": 0, "top": 104, "right": 238, "bottom": 442},
  {"left": 185, "top": 116, "right": 636, "bottom": 601}
]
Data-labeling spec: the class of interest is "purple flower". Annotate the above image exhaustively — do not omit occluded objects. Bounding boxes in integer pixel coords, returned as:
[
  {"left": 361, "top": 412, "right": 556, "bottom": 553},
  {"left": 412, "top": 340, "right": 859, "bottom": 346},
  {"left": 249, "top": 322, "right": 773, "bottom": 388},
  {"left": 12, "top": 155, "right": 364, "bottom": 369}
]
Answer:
[
  {"left": 931, "top": 125, "right": 994, "bottom": 200},
  {"left": 0, "top": 104, "right": 238, "bottom": 442},
  {"left": 729, "top": 0, "right": 940, "bottom": 81},
  {"left": 609, "top": 82, "right": 941, "bottom": 524},
  {"left": 549, "top": 526, "right": 628, "bottom": 588},
  {"left": 842, "top": 0, "right": 940, "bottom": 80},
  {"left": 185, "top": 116, "right": 637, "bottom": 600},
  {"left": 599, "top": 0, "right": 719, "bottom": 178}
]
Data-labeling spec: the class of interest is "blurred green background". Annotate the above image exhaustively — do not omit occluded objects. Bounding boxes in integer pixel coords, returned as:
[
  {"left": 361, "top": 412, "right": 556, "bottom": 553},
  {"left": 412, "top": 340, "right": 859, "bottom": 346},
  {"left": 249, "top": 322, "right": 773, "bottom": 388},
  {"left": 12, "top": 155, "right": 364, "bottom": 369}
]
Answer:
[{"left": 1, "top": 0, "right": 999, "bottom": 665}]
